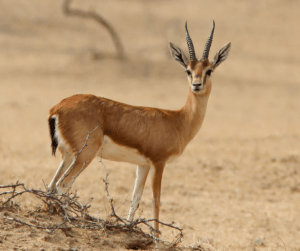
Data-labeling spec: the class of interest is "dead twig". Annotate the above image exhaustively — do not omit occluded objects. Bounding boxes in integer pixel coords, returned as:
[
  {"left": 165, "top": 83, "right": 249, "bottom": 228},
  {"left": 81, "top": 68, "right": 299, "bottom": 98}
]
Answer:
[
  {"left": 0, "top": 183, "right": 182, "bottom": 247},
  {"left": 63, "top": 0, "right": 126, "bottom": 60},
  {"left": 0, "top": 129, "right": 183, "bottom": 249}
]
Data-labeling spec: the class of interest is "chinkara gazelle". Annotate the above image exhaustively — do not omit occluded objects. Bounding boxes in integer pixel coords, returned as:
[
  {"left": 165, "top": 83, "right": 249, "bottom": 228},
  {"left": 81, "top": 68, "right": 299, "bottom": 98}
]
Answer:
[{"left": 47, "top": 21, "right": 231, "bottom": 235}]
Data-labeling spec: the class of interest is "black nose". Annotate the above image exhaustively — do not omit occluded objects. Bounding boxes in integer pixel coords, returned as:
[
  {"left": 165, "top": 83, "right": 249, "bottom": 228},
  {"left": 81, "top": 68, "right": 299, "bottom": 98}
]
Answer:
[{"left": 193, "top": 83, "right": 203, "bottom": 88}]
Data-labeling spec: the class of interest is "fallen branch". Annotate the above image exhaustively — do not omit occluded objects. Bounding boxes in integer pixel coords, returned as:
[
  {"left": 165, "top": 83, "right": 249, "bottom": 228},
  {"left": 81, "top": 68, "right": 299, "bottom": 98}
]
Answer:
[
  {"left": 63, "top": 0, "right": 126, "bottom": 60},
  {"left": 0, "top": 182, "right": 183, "bottom": 247},
  {"left": 0, "top": 129, "right": 183, "bottom": 248}
]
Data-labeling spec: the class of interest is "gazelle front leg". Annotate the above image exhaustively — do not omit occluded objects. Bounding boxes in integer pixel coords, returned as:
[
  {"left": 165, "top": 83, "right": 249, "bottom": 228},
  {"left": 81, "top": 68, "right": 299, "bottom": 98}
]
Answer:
[
  {"left": 151, "top": 162, "right": 165, "bottom": 237},
  {"left": 127, "top": 165, "right": 150, "bottom": 222}
]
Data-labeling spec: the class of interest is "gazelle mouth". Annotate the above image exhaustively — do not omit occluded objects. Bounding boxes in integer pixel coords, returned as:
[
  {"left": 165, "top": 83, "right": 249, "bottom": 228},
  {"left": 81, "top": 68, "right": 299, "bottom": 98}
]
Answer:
[{"left": 192, "top": 86, "right": 204, "bottom": 92}]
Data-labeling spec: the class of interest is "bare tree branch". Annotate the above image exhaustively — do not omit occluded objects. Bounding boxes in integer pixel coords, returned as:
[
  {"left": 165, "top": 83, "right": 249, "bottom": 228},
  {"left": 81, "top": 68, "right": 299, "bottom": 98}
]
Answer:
[{"left": 62, "top": 0, "right": 126, "bottom": 60}]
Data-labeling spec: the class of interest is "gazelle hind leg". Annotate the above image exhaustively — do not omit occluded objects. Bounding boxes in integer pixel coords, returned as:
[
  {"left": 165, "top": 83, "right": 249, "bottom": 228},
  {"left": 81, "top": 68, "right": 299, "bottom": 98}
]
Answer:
[
  {"left": 56, "top": 154, "right": 96, "bottom": 194},
  {"left": 127, "top": 165, "right": 150, "bottom": 221},
  {"left": 56, "top": 143, "right": 102, "bottom": 194},
  {"left": 151, "top": 162, "right": 165, "bottom": 237},
  {"left": 48, "top": 151, "right": 74, "bottom": 191},
  {"left": 55, "top": 127, "right": 103, "bottom": 194}
]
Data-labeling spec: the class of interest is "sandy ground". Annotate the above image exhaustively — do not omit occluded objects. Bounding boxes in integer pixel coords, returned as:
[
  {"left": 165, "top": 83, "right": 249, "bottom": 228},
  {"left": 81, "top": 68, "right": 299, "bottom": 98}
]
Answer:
[{"left": 0, "top": 0, "right": 300, "bottom": 250}]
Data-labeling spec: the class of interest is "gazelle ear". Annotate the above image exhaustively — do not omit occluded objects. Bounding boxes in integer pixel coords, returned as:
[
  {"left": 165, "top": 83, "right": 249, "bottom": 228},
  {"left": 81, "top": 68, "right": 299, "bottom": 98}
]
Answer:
[
  {"left": 211, "top": 42, "right": 231, "bottom": 69},
  {"left": 169, "top": 42, "right": 189, "bottom": 69}
]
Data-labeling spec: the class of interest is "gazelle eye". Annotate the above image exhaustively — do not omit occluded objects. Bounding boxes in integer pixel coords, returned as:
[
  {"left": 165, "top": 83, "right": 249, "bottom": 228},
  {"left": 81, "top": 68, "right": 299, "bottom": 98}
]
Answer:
[
  {"left": 206, "top": 69, "right": 212, "bottom": 76},
  {"left": 186, "top": 69, "right": 192, "bottom": 76}
]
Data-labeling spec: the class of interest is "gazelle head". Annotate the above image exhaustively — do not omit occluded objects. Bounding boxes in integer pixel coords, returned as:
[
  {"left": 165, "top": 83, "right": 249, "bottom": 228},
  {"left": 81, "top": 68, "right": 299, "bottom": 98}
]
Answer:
[{"left": 169, "top": 21, "right": 231, "bottom": 95}]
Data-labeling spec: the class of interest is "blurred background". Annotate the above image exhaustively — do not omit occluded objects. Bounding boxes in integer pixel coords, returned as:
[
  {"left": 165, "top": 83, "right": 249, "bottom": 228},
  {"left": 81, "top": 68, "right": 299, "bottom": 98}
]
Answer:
[{"left": 0, "top": 1, "right": 299, "bottom": 250}]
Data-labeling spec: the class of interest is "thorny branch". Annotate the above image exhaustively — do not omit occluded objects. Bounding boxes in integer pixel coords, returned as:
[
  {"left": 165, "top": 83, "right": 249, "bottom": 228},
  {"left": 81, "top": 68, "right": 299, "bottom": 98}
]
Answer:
[
  {"left": 0, "top": 130, "right": 183, "bottom": 248},
  {"left": 99, "top": 146, "right": 125, "bottom": 225},
  {"left": 62, "top": 0, "right": 126, "bottom": 60},
  {"left": 0, "top": 183, "right": 183, "bottom": 248}
]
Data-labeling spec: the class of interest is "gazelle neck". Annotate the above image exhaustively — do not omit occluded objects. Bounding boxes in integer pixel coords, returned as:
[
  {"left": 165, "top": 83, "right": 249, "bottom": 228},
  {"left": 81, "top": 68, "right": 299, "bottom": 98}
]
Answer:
[{"left": 179, "top": 84, "right": 212, "bottom": 143}]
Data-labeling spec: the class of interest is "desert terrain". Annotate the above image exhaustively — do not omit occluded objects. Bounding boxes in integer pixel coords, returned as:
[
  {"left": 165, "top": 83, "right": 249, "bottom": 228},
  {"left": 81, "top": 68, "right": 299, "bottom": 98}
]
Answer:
[{"left": 0, "top": 0, "right": 300, "bottom": 250}]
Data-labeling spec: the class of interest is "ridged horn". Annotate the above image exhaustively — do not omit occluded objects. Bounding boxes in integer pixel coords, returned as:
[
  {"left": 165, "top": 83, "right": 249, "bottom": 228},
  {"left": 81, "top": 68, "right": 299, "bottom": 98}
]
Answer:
[
  {"left": 202, "top": 21, "right": 215, "bottom": 60},
  {"left": 185, "top": 22, "right": 196, "bottom": 61}
]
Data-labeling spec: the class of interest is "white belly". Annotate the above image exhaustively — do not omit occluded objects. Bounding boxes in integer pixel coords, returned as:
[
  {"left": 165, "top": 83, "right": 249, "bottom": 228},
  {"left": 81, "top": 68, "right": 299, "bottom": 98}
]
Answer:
[{"left": 99, "top": 135, "right": 149, "bottom": 166}]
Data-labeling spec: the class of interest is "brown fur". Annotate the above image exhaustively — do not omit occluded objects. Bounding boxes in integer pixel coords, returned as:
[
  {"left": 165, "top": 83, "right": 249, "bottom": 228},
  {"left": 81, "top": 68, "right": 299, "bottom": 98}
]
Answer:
[{"left": 49, "top": 83, "right": 211, "bottom": 166}]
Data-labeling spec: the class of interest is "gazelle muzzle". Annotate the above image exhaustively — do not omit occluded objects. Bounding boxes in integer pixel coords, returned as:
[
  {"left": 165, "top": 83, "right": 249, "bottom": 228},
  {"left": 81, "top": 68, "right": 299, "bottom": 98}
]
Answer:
[{"left": 192, "top": 82, "right": 204, "bottom": 91}]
